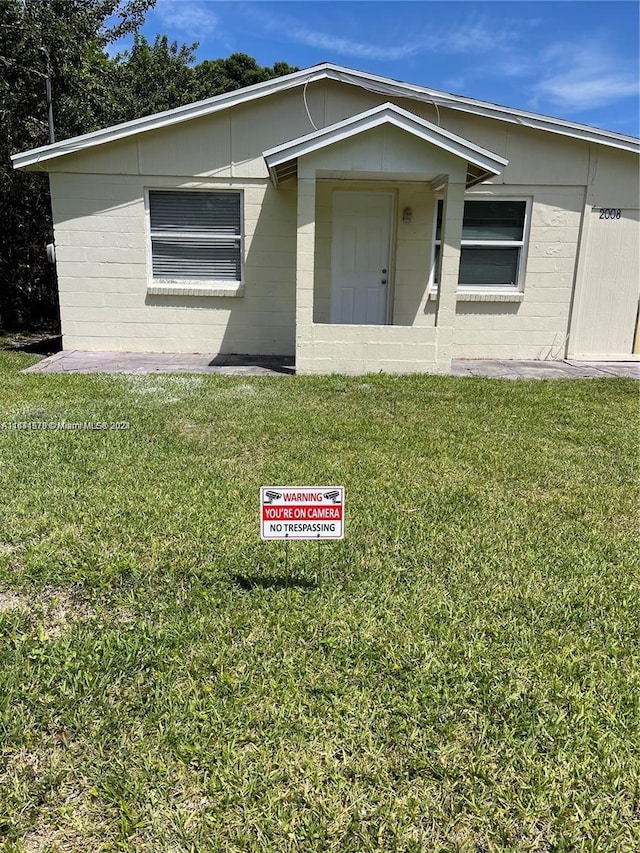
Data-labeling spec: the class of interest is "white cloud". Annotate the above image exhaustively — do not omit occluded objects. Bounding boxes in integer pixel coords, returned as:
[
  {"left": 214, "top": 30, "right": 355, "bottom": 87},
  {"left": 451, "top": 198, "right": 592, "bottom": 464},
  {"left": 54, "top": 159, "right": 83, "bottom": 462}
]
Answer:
[
  {"left": 520, "top": 40, "right": 640, "bottom": 112},
  {"left": 282, "top": 24, "right": 418, "bottom": 61},
  {"left": 537, "top": 71, "right": 639, "bottom": 111},
  {"left": 155, "top": 0, "right": 219, "bottom": 38},
  {"left": 434, "top": 20, "right": 518, "bottom": 55},
  {"left": 251, "top": 7, "right": 518, "bottom": 64},
  {"left": 498, "top": 55, "right": 536, "bottom": 79}
]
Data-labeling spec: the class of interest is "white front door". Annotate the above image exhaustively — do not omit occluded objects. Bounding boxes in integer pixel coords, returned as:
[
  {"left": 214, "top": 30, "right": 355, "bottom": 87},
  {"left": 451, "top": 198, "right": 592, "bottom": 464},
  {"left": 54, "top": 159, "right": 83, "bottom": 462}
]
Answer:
[{"left": 330, "top": 191, "right": 393, "bottom": 324}]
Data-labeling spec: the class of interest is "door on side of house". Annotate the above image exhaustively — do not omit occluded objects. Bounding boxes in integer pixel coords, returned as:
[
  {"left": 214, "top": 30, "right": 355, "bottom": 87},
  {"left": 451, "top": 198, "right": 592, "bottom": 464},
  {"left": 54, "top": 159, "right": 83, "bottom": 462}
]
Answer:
[{"left": 330, "top": 191, "right": 393, "bottom": 325}]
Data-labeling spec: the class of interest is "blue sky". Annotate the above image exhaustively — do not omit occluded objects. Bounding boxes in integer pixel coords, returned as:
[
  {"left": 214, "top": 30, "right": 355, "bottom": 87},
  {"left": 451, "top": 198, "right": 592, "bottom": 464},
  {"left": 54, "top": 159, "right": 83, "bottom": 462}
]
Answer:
[{"left": 115, "top": 1, "right": 640, "bottom": 136}]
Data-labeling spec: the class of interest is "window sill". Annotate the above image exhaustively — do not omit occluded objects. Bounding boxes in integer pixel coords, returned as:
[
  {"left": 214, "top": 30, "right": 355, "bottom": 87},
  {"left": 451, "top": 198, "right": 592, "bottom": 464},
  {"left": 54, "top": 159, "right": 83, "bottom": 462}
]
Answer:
[
  {"left": 428, "top": 290, "right": 524, "bottom": 303},
  {"left": 147, "top": 281, "right": 244, "bottom": 297}
]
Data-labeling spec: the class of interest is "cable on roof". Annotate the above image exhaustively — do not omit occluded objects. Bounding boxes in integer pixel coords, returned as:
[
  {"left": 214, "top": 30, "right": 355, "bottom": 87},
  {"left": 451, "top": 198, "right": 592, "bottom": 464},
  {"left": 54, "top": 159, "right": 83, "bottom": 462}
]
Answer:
[{"left": 303, "top": 78, "right": 319, "bottom": 131}]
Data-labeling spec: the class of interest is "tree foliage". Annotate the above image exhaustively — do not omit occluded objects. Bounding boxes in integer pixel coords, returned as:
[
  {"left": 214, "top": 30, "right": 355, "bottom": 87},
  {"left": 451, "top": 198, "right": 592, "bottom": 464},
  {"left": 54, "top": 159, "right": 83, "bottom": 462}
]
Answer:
[
  {"left": 1, "top": 0, "right": 156, "bottom": 331},
  {"left": 0, "top": 1, "right": 297, "bottom": 332},
  {"left": 111, "top": 35, "right": 297, "bottom": 120}
]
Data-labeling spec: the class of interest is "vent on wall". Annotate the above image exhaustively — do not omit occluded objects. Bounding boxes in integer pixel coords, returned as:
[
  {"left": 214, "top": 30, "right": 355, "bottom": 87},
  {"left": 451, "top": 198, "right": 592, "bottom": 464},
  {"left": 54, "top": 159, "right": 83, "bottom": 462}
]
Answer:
[{"left": 272, "top": 162, "right": 298, "bottom": 185}]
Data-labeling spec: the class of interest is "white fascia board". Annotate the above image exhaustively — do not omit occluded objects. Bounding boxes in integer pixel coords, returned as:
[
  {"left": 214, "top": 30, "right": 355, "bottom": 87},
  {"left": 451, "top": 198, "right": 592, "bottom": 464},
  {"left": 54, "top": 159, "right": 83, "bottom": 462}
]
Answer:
[
  {"left": 11, "top": 61, "right": 639, "bottom": 169},
  {"left": 321, "top": 65, "right": 640, "bottom": 154},
  {"left": 10, "top": 64, "right": 332, "bottom": 170},
  {"left": 263, "top": 103, "right": 508, "bottom": 180}
]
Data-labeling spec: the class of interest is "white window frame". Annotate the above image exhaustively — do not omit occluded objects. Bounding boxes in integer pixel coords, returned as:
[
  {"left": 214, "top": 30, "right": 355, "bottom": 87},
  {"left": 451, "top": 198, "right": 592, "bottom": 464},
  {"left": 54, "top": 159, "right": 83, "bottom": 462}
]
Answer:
[
  {"left": 144, "top": 188, "right": 244, "bottom": 297},
  {"left": 429, "top": 195, "right": 531, "bottom": 298}
]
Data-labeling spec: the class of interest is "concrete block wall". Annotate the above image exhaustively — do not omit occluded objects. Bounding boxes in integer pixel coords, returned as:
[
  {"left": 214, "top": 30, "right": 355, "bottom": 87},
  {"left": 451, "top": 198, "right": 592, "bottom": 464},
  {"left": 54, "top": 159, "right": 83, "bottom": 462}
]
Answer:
[
  {"left": 296, "top": 323, "right": 441, "bottom": 374},
  {"left": 51, "top": 173, "right": 297, "bottom": 354},
  {"left": 452, "top": 185, "right": 584, "bottom": 359},
  {"left": 51, "top": 169, "right": 592, "bottom": 362}
]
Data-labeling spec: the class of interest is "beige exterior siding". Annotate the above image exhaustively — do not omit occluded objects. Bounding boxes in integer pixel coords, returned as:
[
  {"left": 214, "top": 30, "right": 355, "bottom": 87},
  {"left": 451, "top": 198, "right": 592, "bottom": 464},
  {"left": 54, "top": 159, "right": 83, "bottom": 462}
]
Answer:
[
  {"left": 51, "top": 173, "right": 297, "bottom": 353},
  {"left": 296, "top": 323, "right": 440, "bottom": 375},
  {"left": 302, "top": 123, "right": 467, "bottom": 177},
  {"left": 567, "top": 148, "right": 640, "bottom": 359},
  {"left": 452, "top": 185, "right": 584, "bottom": 359},
  {"left": 40, "top": 76, "right": 639, "bottom": 365},
  {"left": 568, "top": 207, "right": 639, "bottom": 358}
]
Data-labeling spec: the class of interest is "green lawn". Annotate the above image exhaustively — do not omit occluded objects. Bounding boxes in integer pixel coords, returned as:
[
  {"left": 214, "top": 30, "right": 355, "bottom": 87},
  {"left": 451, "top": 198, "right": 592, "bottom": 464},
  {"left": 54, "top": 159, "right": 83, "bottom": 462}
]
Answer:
[{"left": 0, "top": 351, "right": 638, "bottom": 852}]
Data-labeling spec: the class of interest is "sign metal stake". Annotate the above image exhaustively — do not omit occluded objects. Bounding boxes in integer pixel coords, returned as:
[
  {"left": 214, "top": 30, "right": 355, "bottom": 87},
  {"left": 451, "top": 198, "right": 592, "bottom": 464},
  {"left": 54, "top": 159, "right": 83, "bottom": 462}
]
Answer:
[{"left": 260, "top": 487, "right": 345, "bottom": 581}]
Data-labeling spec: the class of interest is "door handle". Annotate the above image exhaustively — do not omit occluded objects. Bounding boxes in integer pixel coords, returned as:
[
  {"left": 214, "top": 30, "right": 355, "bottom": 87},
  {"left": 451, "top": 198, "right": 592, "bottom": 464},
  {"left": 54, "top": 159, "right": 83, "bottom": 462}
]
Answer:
[{"left": 381, "top": 279, "right": 387, "bottom": 285}]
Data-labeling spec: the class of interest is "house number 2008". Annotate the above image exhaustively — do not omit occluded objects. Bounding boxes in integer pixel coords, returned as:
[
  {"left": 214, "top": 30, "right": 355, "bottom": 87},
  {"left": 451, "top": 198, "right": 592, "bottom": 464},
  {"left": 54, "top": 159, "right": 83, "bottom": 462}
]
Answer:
[{"left": 599, "top": 208, "right": 622, "bottom": 219}]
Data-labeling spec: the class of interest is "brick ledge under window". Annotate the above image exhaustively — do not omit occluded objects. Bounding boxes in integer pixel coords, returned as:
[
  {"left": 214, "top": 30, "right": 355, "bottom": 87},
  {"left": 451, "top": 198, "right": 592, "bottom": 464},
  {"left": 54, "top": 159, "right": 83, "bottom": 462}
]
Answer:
[
  {"left": 428, "top": 290, "right": 524, "bottom": 303},
  {"left": 147, "top": 282, "right": 244, "bottom": 297}
]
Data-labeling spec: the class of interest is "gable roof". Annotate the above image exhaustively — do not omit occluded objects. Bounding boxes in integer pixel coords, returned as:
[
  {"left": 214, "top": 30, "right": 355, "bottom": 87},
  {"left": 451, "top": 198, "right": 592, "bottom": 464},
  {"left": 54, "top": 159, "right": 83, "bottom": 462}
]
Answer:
[
  {"left": 263, "top": 102, "right": 508, "bottom": 187},
  {"left": 11, "top": 62, "right": 640, "bottom": 170}
]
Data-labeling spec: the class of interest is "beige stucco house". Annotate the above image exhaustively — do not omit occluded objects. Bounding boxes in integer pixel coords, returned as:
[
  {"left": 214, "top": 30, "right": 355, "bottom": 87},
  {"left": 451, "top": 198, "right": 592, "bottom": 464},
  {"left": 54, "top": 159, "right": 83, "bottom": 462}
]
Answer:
[{"left": 12, "top": 63, "right": 640, "bottom": 373}]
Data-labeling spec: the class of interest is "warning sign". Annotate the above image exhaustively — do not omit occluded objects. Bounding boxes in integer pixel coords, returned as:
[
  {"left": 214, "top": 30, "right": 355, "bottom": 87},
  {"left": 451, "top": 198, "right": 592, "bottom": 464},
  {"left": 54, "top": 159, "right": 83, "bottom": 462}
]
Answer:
[{"left": 260, "top": 486, "right": 345, "bottom": 540}]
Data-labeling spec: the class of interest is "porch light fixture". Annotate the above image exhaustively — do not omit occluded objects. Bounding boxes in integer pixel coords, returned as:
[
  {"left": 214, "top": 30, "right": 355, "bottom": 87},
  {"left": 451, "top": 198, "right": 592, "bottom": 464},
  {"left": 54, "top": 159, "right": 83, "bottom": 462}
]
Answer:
[{"left": 403, "top": 206, "right": 413, "bottom": 223}]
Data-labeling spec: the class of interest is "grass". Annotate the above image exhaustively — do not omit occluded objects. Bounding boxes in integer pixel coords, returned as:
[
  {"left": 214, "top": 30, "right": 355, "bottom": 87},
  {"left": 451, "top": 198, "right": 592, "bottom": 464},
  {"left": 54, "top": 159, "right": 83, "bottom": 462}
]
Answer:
[{"left": 0, "top": 350, "right": 638, "bottom": 851}]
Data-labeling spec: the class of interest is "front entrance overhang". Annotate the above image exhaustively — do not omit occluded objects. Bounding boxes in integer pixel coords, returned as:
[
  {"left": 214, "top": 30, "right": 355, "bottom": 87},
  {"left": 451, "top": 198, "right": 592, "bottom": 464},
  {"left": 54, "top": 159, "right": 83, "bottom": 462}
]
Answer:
[
  {"left": 276, "top": 103, "right": 509, "bottom": 375},
  {"left": 263, "top": 102, "right": 508, "bottom": 188}
]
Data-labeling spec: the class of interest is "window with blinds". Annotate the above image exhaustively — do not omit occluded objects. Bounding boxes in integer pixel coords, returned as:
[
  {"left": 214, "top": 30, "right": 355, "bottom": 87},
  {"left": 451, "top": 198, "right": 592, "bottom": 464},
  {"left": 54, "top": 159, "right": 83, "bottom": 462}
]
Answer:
[
  {"left": 433, "top": 198, "right": 529, "bottom": 290},
  {"left": 148, "top": 190, "right": 242, "bottom": 282}
]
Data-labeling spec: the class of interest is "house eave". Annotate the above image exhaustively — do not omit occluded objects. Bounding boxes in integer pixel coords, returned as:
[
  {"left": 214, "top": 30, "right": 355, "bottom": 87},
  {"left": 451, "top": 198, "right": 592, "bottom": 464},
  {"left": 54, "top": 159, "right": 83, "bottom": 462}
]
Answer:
[
  {"left": 11, "top": 61, "right": 640, "bottom": 171},
  {"left": 319, "top": 66, "right": 640, "bottom": 155},
  {"left": 10, "top": 65, "right": 330, "bottom": 170},
  {"left": 263, "top": 103, "right": 507, "bottom": 188}
]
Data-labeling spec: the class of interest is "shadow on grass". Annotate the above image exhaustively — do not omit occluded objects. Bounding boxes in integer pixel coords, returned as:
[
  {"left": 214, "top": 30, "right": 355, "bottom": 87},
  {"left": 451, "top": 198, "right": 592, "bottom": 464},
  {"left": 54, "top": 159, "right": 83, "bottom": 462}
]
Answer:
[
  {"left": 232, "top": 573, "right": 317, "bottom": 591},
  {"left": 2, "top": 333, "right": 62, "bottom": 355}
]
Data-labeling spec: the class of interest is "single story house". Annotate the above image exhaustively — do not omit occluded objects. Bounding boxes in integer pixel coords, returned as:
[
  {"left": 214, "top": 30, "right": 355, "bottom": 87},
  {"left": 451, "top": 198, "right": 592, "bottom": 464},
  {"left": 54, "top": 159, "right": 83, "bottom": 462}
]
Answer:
[{"left": 12, "top": 63, "right": 640, "bottom": 374}]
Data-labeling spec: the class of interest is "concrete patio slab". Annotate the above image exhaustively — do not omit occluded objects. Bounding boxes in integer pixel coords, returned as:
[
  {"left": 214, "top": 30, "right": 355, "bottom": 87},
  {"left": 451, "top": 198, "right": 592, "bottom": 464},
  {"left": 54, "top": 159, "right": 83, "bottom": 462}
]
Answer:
[
  {"left": 452, "top": 359, "right": 639, "bottom": 380},
  {"left": 22, "top": 351, "right": 639, "bottom": 379},
  {"left": 564, "top": 360, "right": 640, "bottom": 378},
  {"left": 23, "top": 351, "right": 295, "bottom": 376}
]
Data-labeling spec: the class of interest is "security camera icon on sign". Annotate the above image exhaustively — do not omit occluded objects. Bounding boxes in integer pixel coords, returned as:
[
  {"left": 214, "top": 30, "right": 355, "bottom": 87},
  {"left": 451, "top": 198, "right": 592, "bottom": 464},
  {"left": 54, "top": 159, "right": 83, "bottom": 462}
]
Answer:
[
  {"left": 323, "top": 491, "right": 341, "bottom": 504},
  {"left": 264, "top": 491, "right": 282, "bottom": 504}
]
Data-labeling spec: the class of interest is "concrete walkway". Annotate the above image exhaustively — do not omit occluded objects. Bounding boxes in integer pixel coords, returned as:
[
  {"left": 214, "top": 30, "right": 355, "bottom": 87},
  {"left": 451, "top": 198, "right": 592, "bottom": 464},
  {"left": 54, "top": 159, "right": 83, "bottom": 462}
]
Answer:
[
  {"left": 23, "top": 350, "right": 639, "bottom": 379},
  {"left": 451, "top": 358, "right": 639, "bottom": 379},
  {"left": 24, "top": 351, "right": 295, "bottom": 376}
]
